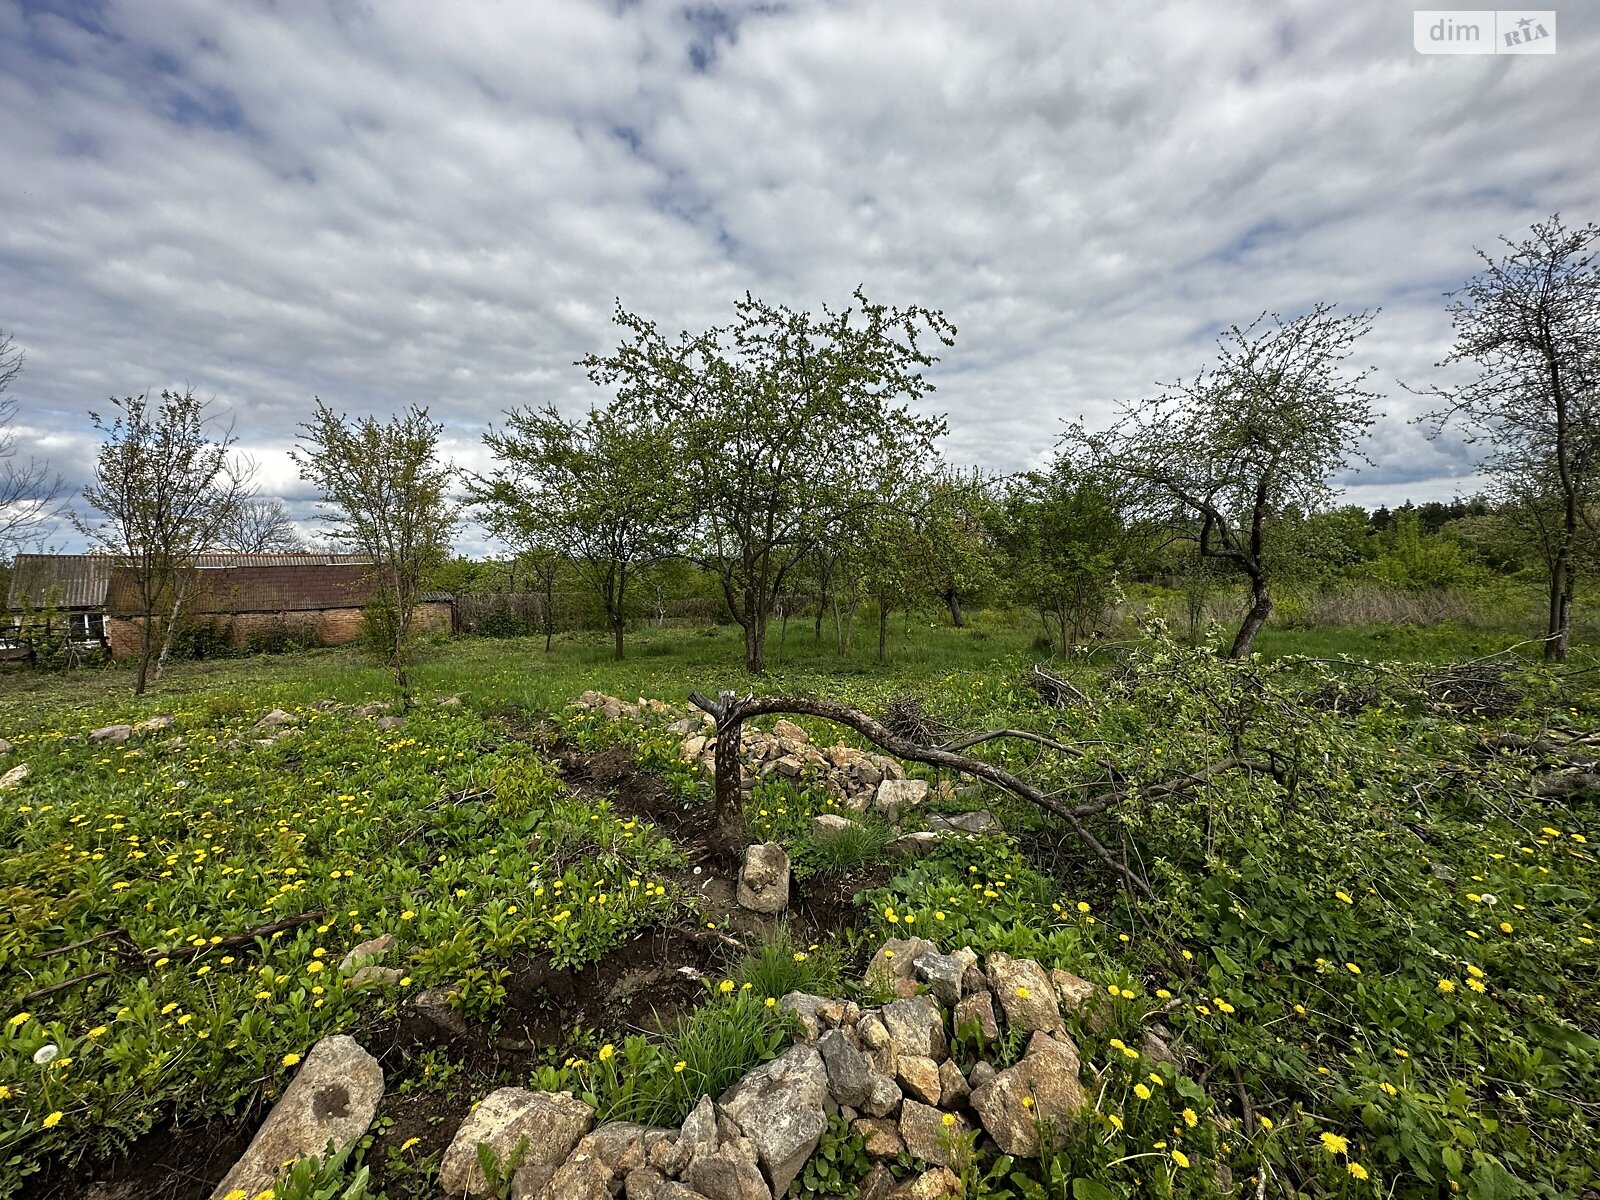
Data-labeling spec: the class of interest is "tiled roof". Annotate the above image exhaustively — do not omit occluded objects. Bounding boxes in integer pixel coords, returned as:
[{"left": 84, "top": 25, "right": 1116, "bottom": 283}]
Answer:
[
  {"left": 6, "top": 554, "right": 113, "bottom": 611},
  {"left": 107, "top": 562, "right": 382, "bottom": 615}
]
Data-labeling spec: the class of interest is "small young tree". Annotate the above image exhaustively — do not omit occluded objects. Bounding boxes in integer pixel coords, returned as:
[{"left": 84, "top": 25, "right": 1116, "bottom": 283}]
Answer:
[
  {"left": 585, "top": 289, "right": 953, "bottom": 672},
  {"left": 919, "top": 467, "right": 1002, "bottom": 628},
  {"left": 1417, "top": 215, "right": 1600, "bottom": 660},
  {"left": 1072, "top": 304, "right": 1379, "bottom": 658},
  {"left": 75, "top": 390, "right": 250, "bottom": 693},
  {"left": 0, "top": 331, "right": 66, "bottom": 559},
  {"left": 472, "top": 402, "right": 683, "bottom": 660},
  {"left": 291, "top": 401, "right": 456, "bottom": 704}
]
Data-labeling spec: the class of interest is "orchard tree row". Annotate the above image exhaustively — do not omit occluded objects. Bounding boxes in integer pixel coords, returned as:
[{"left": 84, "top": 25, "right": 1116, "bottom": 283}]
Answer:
[{"left": 5, "top": 215, "right": 1594, "bottom": 693}]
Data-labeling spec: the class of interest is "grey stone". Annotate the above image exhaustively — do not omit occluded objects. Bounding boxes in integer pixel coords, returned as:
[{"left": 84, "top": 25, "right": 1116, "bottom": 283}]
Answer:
[
  {"left": 864, "top": 937, "right": 938, "bottom": 999},
  {"left": 771, "top": 718, "right": 809, "bottom": 744},
  {"left": 873, "top": 778, "right": 930, "bottom": 820},
  {"left": 736, "top": 843, "right": 789, "bottom": 914},
  {"left": 438, "top": 1088, "right": 593, "bottom": 1200},
  {"left": 811, "top": 813, "right": 855, "bottom": 841},
  {"left": 666, "top": 1096, "right": 719, "bottom": 1175},
  {"left": 967, "top": 1061, "right": 997, "bottom": 1092},
  {"left": 211, "top": 1035, "right": 382, "bottom": 1200},
  {"left": 912, "top": 952, "right": 963, "bottom": 1006},
  {"left": 952, "top": 991, "right": 1000, "bottom": 1044},
  {"left": 1051, "top": 969, "right": 1110, "bottom": 1032},
  {"left": 1141, "top": 1029, "right": 1179, "bottom": 1070},
  {"left": 717, "top": 1045, "right": 832, "bottom": 1197},
  {"left": 886, "top": 831, "right": 941, "bottom": 858},
  {"left": 897, "top": 1100, "right": 971, "bottom": 1168},
  {"left": 134, "top": 715, "right": 174, "bottom": 734},
  {"left": 0, "top": 738, "right": 12, "bottom": 756},
  {"left": 683, "top": 1135, "right": 772, "bottom": 1200},
  {"left": 818, "top": 1029, "right": 874, "bottom": 1108},
  {"left": 411, "top": 986, "right": 467, "bottom": 1036},
  {"left": 338, "top": 933, "right": 396, "bottom": 973},
  {"left": 880, "top": 995, "right": 947, "bottom": 1060},
  {"left": 624, "top": 1168, "right": 665, "bottom": 1200},
  {"left": 90, "top": 724, "right": 133, "bottom": 743},
  {"left": 0, "top": 763, "right": 28, "bottom": 790},
  {"left": 537, "top": 1147, "right": 611, "bottom": 1200},
  {"left": 657, "top": 1185, "right": 713, "bottom": 1200},
  {"left": 376, "top": 715, "right": 405, "bottom": 731},
  {"left": 969, "top": 1032, "right": 1085, "bottom": 1157},
  {"left": 924, "top": 810, "right": 997, "bottom": 834},
  {"left": 855, "top": 1012, "right": 898, "bottom": 1077},
  {"left": 890, "top": 1166, "right": 962, "bottom": 1199},
  {"left": 937, "top": 1059, "right": 970, "bottom": 1110},
  {"left": 986, "top": 954, "right": 1062, "bottom": 1033},
  {"left": 859, "top": 1164, "right": 898, "bottom": 1200},
  {"left": 852, "top": 1117, "right": 904, "bottom": 1158},
  {"left": 779, "top": 992, "right": 826, "bottom": 1040},
  {"left": 864, "top": 1074, "right": 903, "bottom": 1119},
  {"left": 255, "top": 709, "right": 294, "bottom": 729},
  {"left": 348, "top": 965, "right": 404, "bottom": 988}
]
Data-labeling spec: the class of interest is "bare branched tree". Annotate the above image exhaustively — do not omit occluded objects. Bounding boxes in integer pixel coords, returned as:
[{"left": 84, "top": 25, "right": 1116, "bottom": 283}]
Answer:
[
  {"left": 74, "top": 390, "right": 252, "bottom": 693},
  {"left": 0, "top": 331, "right": 66, "bottom": 559},
  {"left": 213, "top": 496, "right": 308, "bottom": 553},
  {"left": 1416, "top": 215, "right": 1600, "bottom": 661}
]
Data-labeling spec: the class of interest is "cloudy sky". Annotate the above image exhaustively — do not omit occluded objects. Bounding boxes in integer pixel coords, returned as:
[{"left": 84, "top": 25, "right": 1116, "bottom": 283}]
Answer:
[{"left": 2, "top": 0, "right": 1596, "bottom": 552}]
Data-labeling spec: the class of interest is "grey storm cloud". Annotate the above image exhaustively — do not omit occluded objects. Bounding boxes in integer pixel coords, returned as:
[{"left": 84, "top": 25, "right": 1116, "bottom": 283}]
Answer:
[{"left": 2, "top": 0, "right": 1596, "bottom": 550}]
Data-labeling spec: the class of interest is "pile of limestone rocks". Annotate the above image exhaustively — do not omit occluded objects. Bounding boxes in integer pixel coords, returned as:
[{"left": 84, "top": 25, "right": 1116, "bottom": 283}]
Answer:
[
  {"left": 213, "top": 940, "right": 1143, "bottom": 1200},
  {"left": 572, "top": 693, "right": 960, "bottom": 838}
]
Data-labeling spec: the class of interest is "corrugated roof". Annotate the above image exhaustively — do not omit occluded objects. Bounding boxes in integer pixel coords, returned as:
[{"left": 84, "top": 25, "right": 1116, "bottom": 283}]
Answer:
[
  {"left": 189, "top": 552, "right": 372, "bottom": 568},
  {"left": 6, "top": 554, "right": 113, "bottom": 611}
]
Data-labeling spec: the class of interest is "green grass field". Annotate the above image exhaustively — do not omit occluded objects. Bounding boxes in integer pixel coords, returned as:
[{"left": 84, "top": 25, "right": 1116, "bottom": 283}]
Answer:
[{"left": 2, "top": 616, "right": 1596, "bottom": 1199}]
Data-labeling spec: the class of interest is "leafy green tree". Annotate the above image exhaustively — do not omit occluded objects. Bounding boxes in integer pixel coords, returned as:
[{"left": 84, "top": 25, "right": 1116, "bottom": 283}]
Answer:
[
  {"left": 1072, "top": 304, "right": 1379, "bottom": 658},
  {"left": 472, "top": 402, "right": 683, "bottom": 660},
  {"left": 75, "top": 390, "right": 251, "bottom": 694},
  {"left": 585, "top": 288, "right": 953, "bottom": 672},
  {"left": 1418, "top": 215, "right": 1600, "bottom": 659},
  {"left": 291, "top": 401, "right": 456, "bottom": 705},
  {"left": 919, "top": 467, "right": 1002, "bottom": 627},
  {"left": 998, "top": 462, "right": 1138, "bottom": 653}
]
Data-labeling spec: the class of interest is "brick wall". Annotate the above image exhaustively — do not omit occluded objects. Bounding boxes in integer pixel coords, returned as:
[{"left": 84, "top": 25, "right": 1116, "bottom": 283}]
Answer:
[{"left": 103, "top": 602, "right": 455, "bottom": 660}]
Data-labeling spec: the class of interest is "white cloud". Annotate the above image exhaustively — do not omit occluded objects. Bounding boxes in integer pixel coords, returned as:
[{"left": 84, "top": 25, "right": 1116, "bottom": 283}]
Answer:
[{"left": 2, "top": 0, "right": 1596, "bottom": 553}]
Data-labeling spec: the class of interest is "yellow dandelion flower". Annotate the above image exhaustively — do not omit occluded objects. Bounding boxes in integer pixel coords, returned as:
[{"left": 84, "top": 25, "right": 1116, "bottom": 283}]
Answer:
[
  {"left": 1347, "top": 1161, "right": 1369, "bottom": 1180},
  {"left": 1320, "top": 1131, "right": 1349, "bottom": 1155}
]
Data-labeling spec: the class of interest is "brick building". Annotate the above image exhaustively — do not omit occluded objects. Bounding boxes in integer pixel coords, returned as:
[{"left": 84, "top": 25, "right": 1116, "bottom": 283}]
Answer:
[{"left": 5, "top": 552, "right": 455, "bottom": 659}]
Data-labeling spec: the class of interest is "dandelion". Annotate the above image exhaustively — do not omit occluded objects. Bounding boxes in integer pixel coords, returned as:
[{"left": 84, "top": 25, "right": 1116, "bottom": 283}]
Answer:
[
  {"left": 1172, "top": 1149, "right": 1190, "bottom": 1168},
  {"left": 1437, "top": 979, "right": 1456, "bottom": 994},
  {"left": 1076, "top": 902, "right": 1090, "bottom": 913},
  {"left": 400, "top": 1137, "right": 420, "bottom": 1152},
  {"left": 1320, "top": 1131, "right": 1349, "bottom": 1155},
  {"left": 32, "top": 1044, "right": 59, "bottom": 1065},
  {"left": 1015, "top": 986, "right": 1031, "bottom": 1000},
  {"left": 941, "top": 1113, "right": 956, "bottom": 1127},
  {"left": 1379, "top": 1082, "right": 1398, "bottom": 1096},
  {"left": 8, "top": 1012, "right": 30, "bottom": 1027},
  {"left": 1336, "top": 891, "right": 1352, "bottom": 904},
  {"left": 1182, "top": 1108, "right": 1198, "bottom": 1127},
  {"left": 1021, "top": 1096, "right": 1035, "bottom": 1109},
  {"left": 1498, "top": 922, "right": 1513, "bottom": 933},
  {"left": 1107, "top": 1113, "right": 1123, "bottom": 1131},
  {"left": 719, "top": 980, "right": 735, "bottom": 994},
  {"left": 1345, "top": 963, "right": 1361, "bottom": 975},
  {"left": 41, "top": 1111, "right": 63, "bottom": 1129},
  {"left": 674, "top": 1061, "right": 687, "bottom": 1073},
  {"left": 1258, "top": 1115, "right": 1274, "bottom": 1130},
  {"left": 765, "top": 997, "right": 777, "bottom": 1008},
  {"left": 1347, "top": 1162, "right": 1369, "bottom": 1180},
  {"left": 598, "top": 1043, "right": 615, "bottom": 1062},
  {"left": 1134, "top": 1084, "right": 1152, "bottom": 1100},
  {"left": 281, "top": 1052, "right": 301, "bottom": 1067}
]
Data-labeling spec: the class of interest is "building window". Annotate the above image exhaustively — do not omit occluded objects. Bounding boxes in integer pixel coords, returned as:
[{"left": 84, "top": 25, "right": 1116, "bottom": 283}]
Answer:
[{"left": 69, "top": 612, "right": 106, "bottom": 643}]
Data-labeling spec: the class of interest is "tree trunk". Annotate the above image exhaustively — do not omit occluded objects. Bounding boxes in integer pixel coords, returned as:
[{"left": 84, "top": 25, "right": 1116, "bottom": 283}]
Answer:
[
  {"left": 877, "top": 603, "right": 889, "bottom": 664},
  {"left": 744, "top": 610, "right": 768, "bottom": 673},
  {"left": 1546, "top": 548, "right": 1574, "bottom": 661},
  {"left": 613, "top": 618, "right": 625, "bottom": 661},
  {"left": 814, "top": 599, "right": 825, "bottom": 642},
  {"left": 152, "top": 579, "right": 192, "bottom": 684},
  {"left": 135, "top": 611, "right": 153, "bottom": 696},
  {"left": 1229, "top": 579, "right": 1272, "bottom": 659},
  {"left": 945, "top": 590, "right": 965, "bottom": 628}
]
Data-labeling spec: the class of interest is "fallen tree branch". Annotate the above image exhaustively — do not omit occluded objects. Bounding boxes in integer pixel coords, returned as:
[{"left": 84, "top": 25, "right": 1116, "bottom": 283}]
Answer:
[{"left": 689, "top": 689, "right": 1160, "bottom": 901}]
